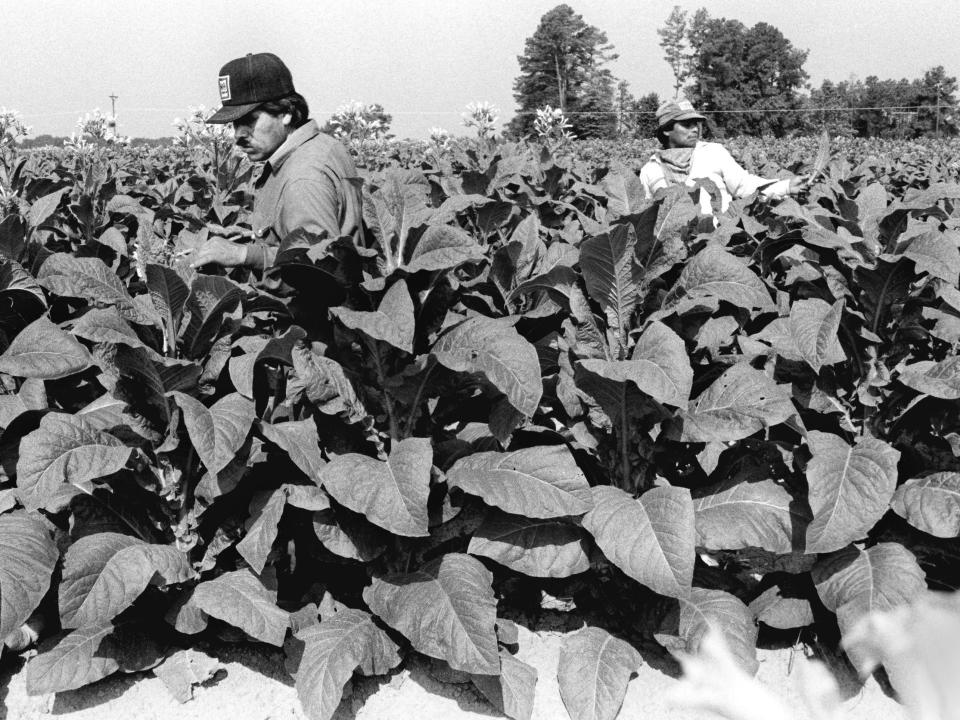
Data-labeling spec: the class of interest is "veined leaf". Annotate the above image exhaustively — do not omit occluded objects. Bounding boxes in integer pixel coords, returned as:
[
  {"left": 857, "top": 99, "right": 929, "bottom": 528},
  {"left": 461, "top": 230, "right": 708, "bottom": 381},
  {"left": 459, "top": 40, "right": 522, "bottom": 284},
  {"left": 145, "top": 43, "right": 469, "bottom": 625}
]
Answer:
[
  {"left": 0, "top": 512, "right": 58, "bottom": 640},
  {"left": 657, "top": 588, "right": 759, "bottom": 675},
  {"left": 38, "top": 253, "right": 155, "bottom": 325},
  {"left": 903, "top": 231, "right": 960, "bottom": 283},
  {"left": 180, "top": 275, "right": 242, "bottom": 359},
  {"left": 668, "top": 244, "right": 775, "bottom": 312},
  {"left": 433, "top": 316, "right": 543, "bottom": 417},
  {"left": 582, "top": 485, "right": 695, "bottom": 599},
  {"left": 236, "top": 488, "right": 289, "bottom": 575},
  {"left": 320, "top": 437, "right": 431, "bottom": 537},
  {"left": 145, "top": 263, "right": 189, "bottom": 350},
  {"left": 472, "top": 651, "right": 538, "bottom": 720},
  {"left": 25, "top": 624, "right": 117, "bottom": 694},
  {"left": 754, "top": 298, "right": 845, "bottom": 373},
  {"left": 192, "top": 569, "right": 289, "bottom": 646},
  {"left": 468, "top": 511, "right": 590, "bottom": 578},
  {"left": 890, "top": 472, "right": 960, "bottom": 538},
  {"left": 28, "top": 188, "right": 69, "bottom": 229},
  {"left": 557, "top": 626, "right": 641, "bottom": 720},
  {"left": 855, "top": 258, "right": 913, "bottom": 338},
  {"left": 71, "top": 307, "right": 145, "bottom": 349},
  {"left": 330, "top": 278, "right": 414, "bottom": 353},
  {"left": 693, "top": 471, "right": 811, "bottom": 554},
  {"left": 171, "top": 391, "right": 255, "bottom": 477},
  {"left": 579, "top": 223, "right": 640, "bottom": 346},
  {"left": 59, "top": 533, "right": 194, "bottom": 628},
  {"left": 290, "top": 343, "right": 367, "bottom": 423},
  {"left": 577, "top": 321, "right": 692, "bottom": 406},
  {"left": 447, "top": 445, "right": 592, "bottom": 519},
  {"left": 363, "top": 553, "right": 498, "bottom": 675},
  {"left": 312, "top": 508, "right": 389, "bottom": 562},
  {"left": 812, "top": 543, "right": 926, "bottom": 665},
  {"left": 805, "top": 431, "right": 900, "bottom": 554},
  {"left": 293, "top": 608, "right": 402, "bottom": 720},
  {"left": 260, "top": 419, "right": 326, "bottom": 481},
  {"left": 680, "top": 363, "right": 794, "bottom": 442},
  {"left": 17, "top": 413, "right": 132, "bottom": 512},
  {"left": 405, "top": 224, "right": 485, "bottom": 273},
  {"left": 601, "top": 169, "right": 647, "bottom": 218},
  {"left": 0, "top": 315, "right": 92, "bottom": 379},
  {"left": 898, "top": 357, "right": 960, "bottom": 400}
]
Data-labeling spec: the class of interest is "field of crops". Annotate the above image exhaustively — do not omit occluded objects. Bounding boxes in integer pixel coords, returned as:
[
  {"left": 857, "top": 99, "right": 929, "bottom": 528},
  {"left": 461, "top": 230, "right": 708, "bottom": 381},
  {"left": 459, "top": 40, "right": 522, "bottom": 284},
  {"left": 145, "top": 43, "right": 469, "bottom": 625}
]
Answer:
[{"left": 0, "top": 131, "right": 959, "bottom": 720}]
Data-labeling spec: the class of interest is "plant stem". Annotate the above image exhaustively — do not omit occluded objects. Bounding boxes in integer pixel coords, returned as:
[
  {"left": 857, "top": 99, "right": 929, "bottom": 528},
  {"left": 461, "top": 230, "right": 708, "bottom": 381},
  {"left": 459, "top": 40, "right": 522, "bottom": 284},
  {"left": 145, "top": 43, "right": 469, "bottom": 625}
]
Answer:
[
  {"left": 403, "top": 357, "right": 437, "bottom": 438},
  {"left": 366, "top": 336, "right": 400, "bottom": 440}
]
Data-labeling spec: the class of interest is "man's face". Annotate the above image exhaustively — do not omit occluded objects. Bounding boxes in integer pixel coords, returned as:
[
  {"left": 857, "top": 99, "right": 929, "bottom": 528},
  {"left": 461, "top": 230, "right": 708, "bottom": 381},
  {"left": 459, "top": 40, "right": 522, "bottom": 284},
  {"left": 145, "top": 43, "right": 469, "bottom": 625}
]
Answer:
[
  {"left": 232, "top": 109, "right": 289, "bottom": 161},
  {"left": 665, "top": 118, "right": 702, "bottom": 148}
]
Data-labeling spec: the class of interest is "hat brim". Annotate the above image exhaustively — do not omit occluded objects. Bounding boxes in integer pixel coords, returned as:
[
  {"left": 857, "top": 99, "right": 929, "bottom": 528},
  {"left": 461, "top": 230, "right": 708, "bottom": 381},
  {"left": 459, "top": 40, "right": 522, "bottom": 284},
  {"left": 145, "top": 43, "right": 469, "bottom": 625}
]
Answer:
[
  {"left": 658, "top": 110, "right": 707, "bottom": 131},
  {"left": 206, "top": 102, "right": 261, "bottom": 124}
]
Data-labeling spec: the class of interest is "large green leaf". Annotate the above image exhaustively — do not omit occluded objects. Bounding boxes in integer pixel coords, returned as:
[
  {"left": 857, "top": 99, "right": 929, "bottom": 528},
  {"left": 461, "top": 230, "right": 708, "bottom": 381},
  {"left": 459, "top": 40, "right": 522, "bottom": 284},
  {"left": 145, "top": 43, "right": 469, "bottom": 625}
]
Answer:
[
  {"left": 260, "top": 419, "right": 326, "bottom": 481},
  {"left": 657, "top": 588, "right": 759, "bottom": 675},
  {"left": 145, "top": 263, "right": 189, "bottom": 351},
  {"left": 577, "top": 321, "right": 692, "bottom": 406},
  {"left": 16, "top": 413, "right": 132, "bottom": 512},
  {"left": 25, "top": 624, "right": 117, "bottom": 694},
  {"left": 805, "top": 431, "right": 900, "bottom": 554},
  {"left": 363, "top": 553, "right": 498, "bottom": 675},
  {"left": 447, "top": 445, "right": 592, "bottom": 519},
  {"left": 59, "top": 533, "right": 194, "bottom": 628},
  {"left": 0, "top": 512, "right": 58, "bottom": 640},
  {"left": 405, "top": 224, "right": 485, "bottom": 273},
  {"left": 754, "top": 298, "right": 845, "bottom": 373},
  {"left": 557, "top": 626, "right": 641, "bottom": 720},
  {"left": 192, "top": 569, "right": 289, "bottom": 646},
  {"left": 582, "top": 485, "right": 695, "bottom": 599},
  {"left": 320, "top": 437, "right": 431, "bottom": 537},
  {"left": 236, "top": 488, "right": 289, "bottom": 574},
  {"left": 468, "top": 510, "right": 591, "bottom": 578},
  {"left": 898, "top": 356, "right": 960, "bottom": 400},
  {"left": 472, "top": 651, "right": 538, "bottom": 720},
  {"left": 432, "top": 316, "right": 543, "bottom": 417},
  {"left": 668, "top": 244, "right": 774, "bottom": 312},
  {"left": 812, "top": 543, "right": 926, "bottom": 665},
  {"left": 579, "top": 223, "right": 641, "bottom": 346},
  {"left": 290, "top": 343, "right": 367, "bottom": 423},
  {"left": 292, "top": 608, "right": 402, "bottom": 720},
  {"left": 38, "top": 253, "right": 155, "bottom": 325},
  {"left": 680, "top": 363, "right": 794, "bottom": 442},
  {"left": 70, "top": 307, "right": 146, "bottom": 349},
  {"left": 330, "top": 278, "right": 414, "bottom": 353},
  {"left": 890, "top": 472, "right": 960, "bottom": 538},
  {"left": 903, "top": 231, "right": 960, "bottom": 283},
  {"left": 180, "top": 275, "right": 242, "bottom": 359},
  {"left": 693, "top": 471, "right": 811, "bottom": 554},
  {"left": 0, "top": 315, "right": 92, "bottom": 379},
  {"left": 311, "top": 508, "right": 389, "bottom": 562},
  {"left": 171, "top": 391, "right": 255, "bottom": 477}
]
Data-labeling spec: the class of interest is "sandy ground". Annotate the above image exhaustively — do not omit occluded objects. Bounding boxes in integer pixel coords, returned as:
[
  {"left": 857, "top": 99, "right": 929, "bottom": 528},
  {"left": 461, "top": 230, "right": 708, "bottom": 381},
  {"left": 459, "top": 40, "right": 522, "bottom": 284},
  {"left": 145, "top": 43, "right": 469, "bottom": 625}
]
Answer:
[{"left": 1, "top": 616, "right": 906, "bottom": 720}]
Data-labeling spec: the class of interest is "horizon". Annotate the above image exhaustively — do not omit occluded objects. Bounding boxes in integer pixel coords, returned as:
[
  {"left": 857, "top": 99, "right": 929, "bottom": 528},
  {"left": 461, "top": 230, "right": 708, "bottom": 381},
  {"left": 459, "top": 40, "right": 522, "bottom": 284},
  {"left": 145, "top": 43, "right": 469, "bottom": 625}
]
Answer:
[{"left": 2, "top": 1, "right": 958, "bottom": 140}]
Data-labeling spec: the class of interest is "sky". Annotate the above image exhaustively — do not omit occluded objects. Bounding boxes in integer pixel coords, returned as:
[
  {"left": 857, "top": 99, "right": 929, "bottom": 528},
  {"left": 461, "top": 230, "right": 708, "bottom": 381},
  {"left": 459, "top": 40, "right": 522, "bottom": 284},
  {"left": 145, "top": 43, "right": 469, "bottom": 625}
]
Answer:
[{"left": 1, "top": 0, "right": 958, "bottom": 140}]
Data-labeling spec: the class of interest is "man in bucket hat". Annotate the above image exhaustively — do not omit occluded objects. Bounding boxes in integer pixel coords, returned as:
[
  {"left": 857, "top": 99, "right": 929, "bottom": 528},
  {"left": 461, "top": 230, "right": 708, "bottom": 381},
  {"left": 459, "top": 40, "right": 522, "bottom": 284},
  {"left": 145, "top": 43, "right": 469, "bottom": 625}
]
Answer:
[
  {"left": 639, "top": 99, "right": 809, "bottom": 212},
  {"left": 188, "top": 52, "right": 362, "bottom": 271}
]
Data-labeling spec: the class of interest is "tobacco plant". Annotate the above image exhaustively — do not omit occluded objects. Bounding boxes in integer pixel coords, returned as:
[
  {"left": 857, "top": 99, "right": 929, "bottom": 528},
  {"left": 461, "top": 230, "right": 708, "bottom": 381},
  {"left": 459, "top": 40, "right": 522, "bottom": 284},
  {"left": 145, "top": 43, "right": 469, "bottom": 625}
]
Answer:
[{"left": 0, "top": 140, "right": 958, "bottom": 720}]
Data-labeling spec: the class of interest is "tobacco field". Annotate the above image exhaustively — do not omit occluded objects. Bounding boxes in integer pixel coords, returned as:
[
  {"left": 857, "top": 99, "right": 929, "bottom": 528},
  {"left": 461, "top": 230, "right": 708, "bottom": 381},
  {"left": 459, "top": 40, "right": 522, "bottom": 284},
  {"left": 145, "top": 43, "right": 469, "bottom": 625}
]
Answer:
[{"left": 0, "top": 133, "right": 959, "bottom": 720}]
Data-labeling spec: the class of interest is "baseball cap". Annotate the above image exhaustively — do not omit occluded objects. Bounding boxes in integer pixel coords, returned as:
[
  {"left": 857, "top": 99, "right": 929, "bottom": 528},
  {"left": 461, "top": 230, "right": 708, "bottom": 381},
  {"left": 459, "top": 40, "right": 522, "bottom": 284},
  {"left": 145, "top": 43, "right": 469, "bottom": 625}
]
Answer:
[
  {"left": 207, "top": 53, "right": 296, "bottom": 124},
  {"left": 656, "top": 100, "right": 707, "bottom": 131}
]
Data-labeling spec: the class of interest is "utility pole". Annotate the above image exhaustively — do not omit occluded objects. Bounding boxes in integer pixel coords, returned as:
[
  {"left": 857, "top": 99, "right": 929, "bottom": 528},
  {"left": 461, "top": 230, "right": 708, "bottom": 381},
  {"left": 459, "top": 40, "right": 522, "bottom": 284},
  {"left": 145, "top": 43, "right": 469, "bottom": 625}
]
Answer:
[
  {"left": 109, "top": 94, "right": 118, "bottom": 118},
  {"left": 935, "top": 81, "right": 942, "bottom": 139}
]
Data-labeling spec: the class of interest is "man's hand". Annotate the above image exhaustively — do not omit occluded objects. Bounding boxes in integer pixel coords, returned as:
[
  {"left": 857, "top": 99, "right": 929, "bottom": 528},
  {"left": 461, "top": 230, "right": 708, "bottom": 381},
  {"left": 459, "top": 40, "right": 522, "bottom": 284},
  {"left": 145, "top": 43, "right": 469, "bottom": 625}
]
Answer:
[{"left": 188, "top": 236, "right": 249, "bottom": 269}]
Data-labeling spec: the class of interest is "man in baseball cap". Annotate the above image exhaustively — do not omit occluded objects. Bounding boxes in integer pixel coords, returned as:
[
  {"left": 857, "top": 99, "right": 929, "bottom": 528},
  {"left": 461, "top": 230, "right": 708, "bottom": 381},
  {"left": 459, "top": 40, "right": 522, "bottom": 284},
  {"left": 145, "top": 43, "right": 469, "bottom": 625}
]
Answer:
[
  {"left": 190, "top": 52, "right": 362, "bottom": 272},
  {"left": 639, "top": 98, "right": 808, "bottom": 212}
]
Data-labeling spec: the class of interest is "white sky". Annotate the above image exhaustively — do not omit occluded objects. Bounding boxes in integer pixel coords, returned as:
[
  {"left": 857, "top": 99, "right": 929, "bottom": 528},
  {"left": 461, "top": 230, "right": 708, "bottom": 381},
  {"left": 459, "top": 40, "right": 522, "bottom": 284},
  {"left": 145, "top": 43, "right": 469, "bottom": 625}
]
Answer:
[{"left": 1, "top": 0, "right": 957, "bottom": 139}]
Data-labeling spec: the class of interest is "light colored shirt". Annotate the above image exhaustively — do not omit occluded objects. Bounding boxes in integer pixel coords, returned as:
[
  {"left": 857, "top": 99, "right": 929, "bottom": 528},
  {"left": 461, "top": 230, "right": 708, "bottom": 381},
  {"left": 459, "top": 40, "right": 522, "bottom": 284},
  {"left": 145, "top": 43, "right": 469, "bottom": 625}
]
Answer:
[
  {"left": 246, "top": 119, "right": 363, "bottom": 269},
  {"left": 639, "top": 141, "right": 791, "bottom": 213}
]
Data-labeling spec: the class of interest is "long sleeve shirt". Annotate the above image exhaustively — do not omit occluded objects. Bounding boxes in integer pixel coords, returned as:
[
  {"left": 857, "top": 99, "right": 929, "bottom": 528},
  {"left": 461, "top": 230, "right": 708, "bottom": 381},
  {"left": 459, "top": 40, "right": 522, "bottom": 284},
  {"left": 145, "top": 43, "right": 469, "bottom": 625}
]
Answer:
[
  {"left": 639, "top": 141, "right": 792, "bottom": 213},
  {"left": 245, "top": 120, "right": 363, "bottom": 270}
]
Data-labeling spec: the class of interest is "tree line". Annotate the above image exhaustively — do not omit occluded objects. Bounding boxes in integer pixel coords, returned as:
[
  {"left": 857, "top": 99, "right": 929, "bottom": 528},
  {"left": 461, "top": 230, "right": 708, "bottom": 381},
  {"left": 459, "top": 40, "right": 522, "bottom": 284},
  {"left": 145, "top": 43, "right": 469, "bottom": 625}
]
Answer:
[{"left": 509, "top": 4, "right": 958, "bottom": 140}]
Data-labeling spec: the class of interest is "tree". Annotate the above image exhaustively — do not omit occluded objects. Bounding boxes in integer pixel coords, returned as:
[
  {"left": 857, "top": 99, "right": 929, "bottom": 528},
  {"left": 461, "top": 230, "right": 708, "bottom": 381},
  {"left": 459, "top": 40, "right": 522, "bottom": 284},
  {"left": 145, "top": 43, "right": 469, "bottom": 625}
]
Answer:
[
  {"left": 510, "top": 4, "right": 619, "bottom": 138},
  {"left": 912, "top": 66, "right": 958, "bottom": 138},
  {"left": 657, "top": 6, "right": 688, "bottom": 99},
  {"left": 685, "top": 10, "right": 808, "bottom": 137}
]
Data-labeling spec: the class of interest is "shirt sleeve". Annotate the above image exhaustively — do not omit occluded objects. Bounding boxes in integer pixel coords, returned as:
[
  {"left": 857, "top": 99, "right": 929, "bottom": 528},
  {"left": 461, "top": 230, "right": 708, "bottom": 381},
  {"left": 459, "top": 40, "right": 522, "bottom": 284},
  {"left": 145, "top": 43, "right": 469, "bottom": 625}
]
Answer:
[
  {"left": 713, "top": 145, "right": 792, "bottom": 200},
  {"left": 276, "top": 175, "right": 343, "bottom": 241},
  {"left": 639, "top": 160, "right": 666, "bottom": 198}
]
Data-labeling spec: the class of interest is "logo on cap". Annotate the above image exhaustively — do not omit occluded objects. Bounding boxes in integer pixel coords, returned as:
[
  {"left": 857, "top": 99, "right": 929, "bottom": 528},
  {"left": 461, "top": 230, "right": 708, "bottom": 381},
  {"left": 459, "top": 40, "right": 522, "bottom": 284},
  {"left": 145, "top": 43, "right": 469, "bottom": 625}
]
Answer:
[{"left": 218, "top": 76, "right": 231, "bottom": 102}]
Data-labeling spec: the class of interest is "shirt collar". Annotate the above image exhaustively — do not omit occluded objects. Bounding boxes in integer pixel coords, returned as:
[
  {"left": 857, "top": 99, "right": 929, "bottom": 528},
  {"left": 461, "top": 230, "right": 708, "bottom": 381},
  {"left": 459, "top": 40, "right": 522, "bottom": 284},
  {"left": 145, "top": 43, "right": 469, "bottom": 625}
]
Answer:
[{"left": 265, "top": 119, "right": 320, "bottom": 172}]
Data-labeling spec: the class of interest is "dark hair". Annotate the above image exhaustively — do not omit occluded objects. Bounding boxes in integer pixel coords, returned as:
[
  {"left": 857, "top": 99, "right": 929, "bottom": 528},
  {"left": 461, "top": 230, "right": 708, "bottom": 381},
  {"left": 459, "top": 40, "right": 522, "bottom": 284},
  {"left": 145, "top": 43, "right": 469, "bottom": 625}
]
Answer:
[
  {"left": 259, "top": 92, "right": 310, "bottom": 128},
  {"left": 656, "top": 118, "right": 708, "bottom": 148}
]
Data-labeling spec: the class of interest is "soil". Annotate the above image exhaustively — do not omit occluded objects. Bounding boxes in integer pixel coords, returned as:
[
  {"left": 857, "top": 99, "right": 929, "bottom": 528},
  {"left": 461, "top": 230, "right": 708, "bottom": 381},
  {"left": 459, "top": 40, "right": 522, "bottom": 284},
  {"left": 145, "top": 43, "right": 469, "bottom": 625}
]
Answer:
[{"left": 1, "top": 615, "right": 907, "bottom": 720}]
